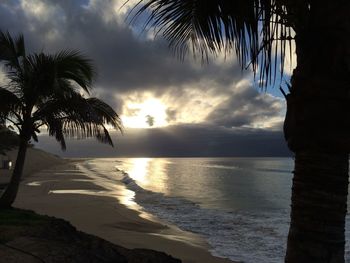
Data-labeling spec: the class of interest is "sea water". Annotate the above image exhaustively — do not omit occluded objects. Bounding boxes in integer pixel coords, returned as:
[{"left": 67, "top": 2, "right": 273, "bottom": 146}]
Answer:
[{"left": 84, "top": 158, "right": 350, "bottom": 263}]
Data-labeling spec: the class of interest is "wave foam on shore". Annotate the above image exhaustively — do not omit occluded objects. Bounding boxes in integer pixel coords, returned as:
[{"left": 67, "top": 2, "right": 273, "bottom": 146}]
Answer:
[{"left": 119, "top": 167, "right": 350, "bottom": 263}]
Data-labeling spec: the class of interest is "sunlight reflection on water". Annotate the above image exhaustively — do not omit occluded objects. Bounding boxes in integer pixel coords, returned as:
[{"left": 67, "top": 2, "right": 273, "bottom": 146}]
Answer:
[{"left": 122, "top": 158, "right": 173, "bottom": 196}]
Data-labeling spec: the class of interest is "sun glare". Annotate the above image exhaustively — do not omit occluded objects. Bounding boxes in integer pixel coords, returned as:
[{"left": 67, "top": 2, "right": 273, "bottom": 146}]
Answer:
[{"left": 122, "top": 99, "right": 168, "bottom": 128}]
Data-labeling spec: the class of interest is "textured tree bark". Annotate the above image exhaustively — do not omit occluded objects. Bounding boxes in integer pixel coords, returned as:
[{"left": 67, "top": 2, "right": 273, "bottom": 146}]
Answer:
[
  {"left": 284, "top": 2, "right": 350, "bottom": 262},
  {"left": 0, "top": 138, "right": 28, "bottom": 208},
  {"left": 285, "top": 152, "right": 349, "bottom": 263}
]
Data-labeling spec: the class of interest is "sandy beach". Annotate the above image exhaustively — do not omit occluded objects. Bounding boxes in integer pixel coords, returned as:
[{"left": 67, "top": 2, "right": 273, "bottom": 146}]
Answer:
[{"left": 2, "top": 149, "right": 233, "bottom": 263}]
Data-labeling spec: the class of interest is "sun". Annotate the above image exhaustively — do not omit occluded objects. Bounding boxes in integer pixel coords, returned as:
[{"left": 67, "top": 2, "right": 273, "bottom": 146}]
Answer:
[{"left": 121, "top": 99, "right": 168, "bottom": 128}]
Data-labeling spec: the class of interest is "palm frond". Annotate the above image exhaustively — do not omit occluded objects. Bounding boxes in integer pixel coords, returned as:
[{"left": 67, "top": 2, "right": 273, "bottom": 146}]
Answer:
[
  {"left": 129, "top": 0, "right": 300, "bottom": 85},
  {"left": 0, "top": 31, "right": 121, "bottom": 151},
  {"left": 0, "top": 87, "right": 23, "bottom": 121},
  {"left": 45, "top": 116, "right": 67, "bottom": 150},
  {"left": 16, "top": 50, "right": 96, "bottom": 108},
  {"left": 0, "top": 31, "right": 25, "bottom": 70},
  {"left": 54, "top": 50, "right": 95, "bottom": 93},
  {"left": 34, "top": 92, "right": 123, "bottom": 149},
  {"left": 22, "top": 53, "right": 57, "bottom": 102},
  {"left": 61, "top": 120, "right": 114, "bottom": 146},
  {"left": 86, "top": 98, "right": 123, "bottom": 132}
]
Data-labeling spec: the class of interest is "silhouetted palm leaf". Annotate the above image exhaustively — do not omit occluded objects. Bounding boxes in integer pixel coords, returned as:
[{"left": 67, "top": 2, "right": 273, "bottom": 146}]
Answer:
[
  {"left": 0, "top": 31, "right": 25, "bottom": 70},
  {"left": 33, "top": 93, "right": 122, "bottom": 149},
  {"left": 0, "top": 31, "right": 122, "bottom": 150},
  {"left": 129, "top": 0, "right": 298, "bottom": 84},
  {"left": 53, "top": 50, "right": 95, "bottom": 93},
  {"left": 0, "top": 87, "right": 23, "bottom": 126}
]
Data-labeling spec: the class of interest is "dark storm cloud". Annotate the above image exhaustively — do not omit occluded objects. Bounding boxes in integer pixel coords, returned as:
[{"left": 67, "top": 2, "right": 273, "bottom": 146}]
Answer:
[
  {"left": 0, "top": 0, "right": 246, "bottom": 94},
  {"left": 166, "top": 108, "right": 177, "bottom": 122},
  {"left": 0, "top": 0, "right": 256, "bottom": 124},
  {"left": 35, "top": 125, "right": 291, "bottom": 157},
  {"left": 1, "top": 0, "right": 287, "bottom": 156},
  {"left": 207, "top": 83, "right": 284, "bottom": 129}
]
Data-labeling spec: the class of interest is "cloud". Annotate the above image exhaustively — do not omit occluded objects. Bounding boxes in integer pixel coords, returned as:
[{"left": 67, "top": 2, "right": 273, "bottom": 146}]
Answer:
[
  {"left": 0, "top": 66, "right": 8, "bottom": 86},
  {"left": 1, "top": 0, "right": 243, "bottom": 91},
  {"left": 206, "top": 80, "right": 285, "bottom": 129},
  {"left": 35, "top": 125, "right": 291, "bottom": 157},
  {"left": 0, "top": 0, "right": 287, "bottom": 144}
]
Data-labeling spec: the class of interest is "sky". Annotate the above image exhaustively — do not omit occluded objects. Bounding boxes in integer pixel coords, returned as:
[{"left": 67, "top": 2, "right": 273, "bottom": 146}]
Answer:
[{"left": 0, "top": 0, "right": 294, "bottom": 157}]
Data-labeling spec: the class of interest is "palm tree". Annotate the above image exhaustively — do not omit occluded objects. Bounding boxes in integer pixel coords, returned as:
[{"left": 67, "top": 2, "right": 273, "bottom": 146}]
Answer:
[
  {"left": 0, "top": 31, "right": 123, "bottom": 208},
  {"left": 129, "top": 1, "right": 350, "bottom": 262},
  {"left": 0, "top": 126, "right": 19, "bottom": 155}
]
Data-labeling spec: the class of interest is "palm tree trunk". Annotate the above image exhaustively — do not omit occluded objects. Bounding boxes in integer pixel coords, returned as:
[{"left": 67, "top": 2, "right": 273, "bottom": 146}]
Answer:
[
  {"left": 0, "top": 139, "right": 28, "bottom": 208},
  {"left": 283, "top": 3, "right": 350, "bottom": 261},
  {"left": 285, "top": 152, "right": 349, "bottom": 262}
]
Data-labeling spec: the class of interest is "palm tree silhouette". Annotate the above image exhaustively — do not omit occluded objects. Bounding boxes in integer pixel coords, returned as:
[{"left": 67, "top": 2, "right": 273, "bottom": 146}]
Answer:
[
  {"left": 0, "top": 31, "right": 123, "bottom": 208},
  {"left": 129, "top": 1, "right": 350, "bottom": 262}
]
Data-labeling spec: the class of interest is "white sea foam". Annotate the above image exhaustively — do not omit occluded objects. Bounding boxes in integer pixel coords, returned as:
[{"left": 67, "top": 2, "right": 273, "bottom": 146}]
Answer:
[
  {"left": 120, "top": 171, "right": 350, "bottom": 263},
  {"left": 121, "top": 172, "right": 287, "bottom": 262},
  {"left": 82, "top": 158, "right": 350, "bottom": 263}
]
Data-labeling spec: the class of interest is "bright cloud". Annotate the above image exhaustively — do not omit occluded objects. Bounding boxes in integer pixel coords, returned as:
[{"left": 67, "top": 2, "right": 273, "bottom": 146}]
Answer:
[
  {"left": 122, "top": 98, "right": 168, "bottom": 128},
  {"left": 0, "top": 0, "right": 287, "bottom": 133}
]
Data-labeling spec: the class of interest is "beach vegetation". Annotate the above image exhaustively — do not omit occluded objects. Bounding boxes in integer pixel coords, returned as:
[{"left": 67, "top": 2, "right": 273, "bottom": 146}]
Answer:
[
  {"left": 0, "top": 126, "right": 19, "bottom": 155},
  {"left": 0, "top": 31, "right": 123, "bottom": 208},
  {"left": 0, "top": 207, "right": 181, "bottom": 262},
  {"left": 128, "top": 1, "right": 350, "bottom": 262},
  {"left": 0, "top": 208, "right": 48, "bottom": 227}
]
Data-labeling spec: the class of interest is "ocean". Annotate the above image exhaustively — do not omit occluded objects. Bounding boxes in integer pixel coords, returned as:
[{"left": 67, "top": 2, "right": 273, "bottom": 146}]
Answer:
[{"left": 83, "top": 157, "right": 350, "bottom": 263}]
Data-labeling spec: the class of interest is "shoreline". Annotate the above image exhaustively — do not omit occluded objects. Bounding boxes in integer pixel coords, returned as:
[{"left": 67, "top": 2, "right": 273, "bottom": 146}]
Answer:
[{"left": 11, "top": 153, "right": 233, "bottom": 263}]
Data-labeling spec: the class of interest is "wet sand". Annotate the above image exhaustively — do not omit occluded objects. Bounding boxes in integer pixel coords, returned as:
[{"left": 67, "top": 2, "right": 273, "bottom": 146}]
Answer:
[{"left": 8, "top": 152, "right": 233, "bottom": 263}]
